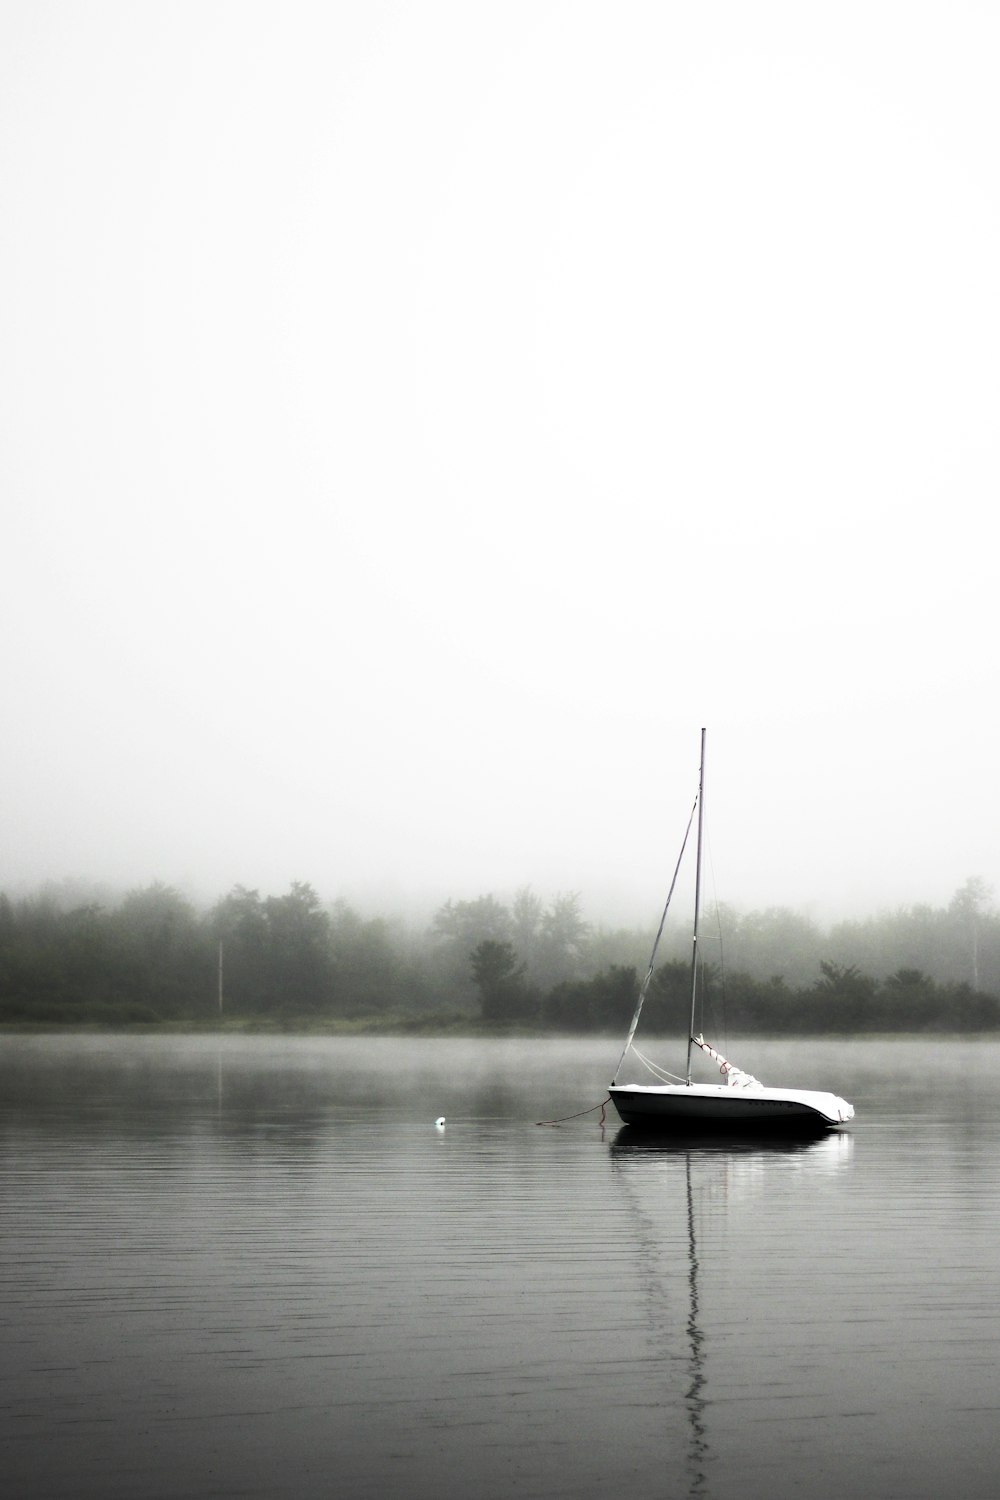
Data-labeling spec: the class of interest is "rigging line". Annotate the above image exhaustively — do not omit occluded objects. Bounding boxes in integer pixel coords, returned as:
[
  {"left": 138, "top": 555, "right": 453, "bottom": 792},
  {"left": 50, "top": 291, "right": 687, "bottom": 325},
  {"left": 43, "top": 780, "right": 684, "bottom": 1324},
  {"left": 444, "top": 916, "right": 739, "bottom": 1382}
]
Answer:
[
  {"left": 612, "top": 790, "right": 700, "bottom": 1084},
  {"left": 630, "top": 1045, "right": 686, "bottom": 1084}
]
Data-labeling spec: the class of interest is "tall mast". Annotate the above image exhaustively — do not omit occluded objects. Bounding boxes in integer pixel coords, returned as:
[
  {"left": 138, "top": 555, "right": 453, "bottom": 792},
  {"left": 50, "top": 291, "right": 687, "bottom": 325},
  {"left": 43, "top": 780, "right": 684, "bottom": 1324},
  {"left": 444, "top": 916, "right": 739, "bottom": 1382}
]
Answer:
[{"left": 685, "top": 728, "right": 706, "bottom": 1085}]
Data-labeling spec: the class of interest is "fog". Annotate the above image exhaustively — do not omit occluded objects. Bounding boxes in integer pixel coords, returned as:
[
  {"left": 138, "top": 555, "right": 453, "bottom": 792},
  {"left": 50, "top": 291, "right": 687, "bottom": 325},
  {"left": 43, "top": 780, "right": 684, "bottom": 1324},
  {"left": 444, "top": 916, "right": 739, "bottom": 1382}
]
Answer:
[{"left": 2, "top": 3, "right": 997, "bottom": 927}]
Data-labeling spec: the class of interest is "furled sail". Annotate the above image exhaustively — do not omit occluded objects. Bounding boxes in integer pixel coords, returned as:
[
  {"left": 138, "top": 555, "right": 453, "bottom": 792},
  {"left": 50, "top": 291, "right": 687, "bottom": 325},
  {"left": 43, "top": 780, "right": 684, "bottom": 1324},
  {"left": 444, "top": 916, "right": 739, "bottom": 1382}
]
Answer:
[{"left": 691, "top": 1034, "right": 762, "bottom": 1090}]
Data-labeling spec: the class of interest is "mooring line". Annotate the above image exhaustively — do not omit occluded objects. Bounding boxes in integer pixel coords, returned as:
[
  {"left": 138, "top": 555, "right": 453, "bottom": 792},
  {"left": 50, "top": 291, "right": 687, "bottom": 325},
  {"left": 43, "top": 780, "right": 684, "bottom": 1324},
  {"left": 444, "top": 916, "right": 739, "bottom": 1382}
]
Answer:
[{"left": 535, "top": 1095, "right": 610, "bottom": 1127}]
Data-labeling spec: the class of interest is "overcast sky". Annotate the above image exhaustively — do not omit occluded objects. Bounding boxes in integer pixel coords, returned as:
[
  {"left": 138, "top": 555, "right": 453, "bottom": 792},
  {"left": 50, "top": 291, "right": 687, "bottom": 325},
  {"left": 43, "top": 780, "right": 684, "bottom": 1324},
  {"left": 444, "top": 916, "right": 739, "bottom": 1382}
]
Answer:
[{"left": 2, "top": 1, "right": 997, "bottom": 925}]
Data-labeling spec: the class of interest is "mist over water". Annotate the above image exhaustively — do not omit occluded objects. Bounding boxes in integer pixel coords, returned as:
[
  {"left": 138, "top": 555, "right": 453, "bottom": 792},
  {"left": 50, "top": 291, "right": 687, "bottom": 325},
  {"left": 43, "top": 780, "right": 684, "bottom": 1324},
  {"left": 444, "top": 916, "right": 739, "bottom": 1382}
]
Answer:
[
  {"left": 3, "top": 6, "right": 1000, "bottom": 922},
  {"left": 4, "top": 1034, "right": 1000, "bottom": 1500}
]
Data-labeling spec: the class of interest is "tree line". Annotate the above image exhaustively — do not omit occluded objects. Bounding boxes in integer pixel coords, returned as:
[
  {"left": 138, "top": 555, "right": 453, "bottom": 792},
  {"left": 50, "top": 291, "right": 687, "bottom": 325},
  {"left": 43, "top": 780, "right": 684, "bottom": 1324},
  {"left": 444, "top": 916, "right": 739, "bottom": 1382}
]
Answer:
[{"left": 1, "top": 877, "right": 998, "bottom": 1031}]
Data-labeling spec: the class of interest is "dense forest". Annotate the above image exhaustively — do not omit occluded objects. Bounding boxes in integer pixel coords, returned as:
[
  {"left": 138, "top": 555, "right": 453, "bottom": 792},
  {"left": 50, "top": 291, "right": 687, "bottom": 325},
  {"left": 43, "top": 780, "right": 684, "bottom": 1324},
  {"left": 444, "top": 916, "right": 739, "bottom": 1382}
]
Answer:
[{"left": 1, "top": 877, "right": 998, "bottom": 1032}]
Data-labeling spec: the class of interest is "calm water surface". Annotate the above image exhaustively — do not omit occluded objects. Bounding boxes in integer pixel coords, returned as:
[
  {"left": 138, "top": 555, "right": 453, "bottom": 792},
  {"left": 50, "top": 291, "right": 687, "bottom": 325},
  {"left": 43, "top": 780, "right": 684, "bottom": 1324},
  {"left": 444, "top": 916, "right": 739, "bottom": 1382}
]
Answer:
[{"left": 2, "top": 1034, "right": 1000, "bottom": 1499}]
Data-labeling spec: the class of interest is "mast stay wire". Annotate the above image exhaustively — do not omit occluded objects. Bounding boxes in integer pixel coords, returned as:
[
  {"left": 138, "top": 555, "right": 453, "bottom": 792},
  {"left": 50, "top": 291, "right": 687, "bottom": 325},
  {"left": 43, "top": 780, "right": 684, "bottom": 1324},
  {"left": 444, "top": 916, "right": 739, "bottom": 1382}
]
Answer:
[{"left": 612, "top": 791, "right": 699, "bottom": 1085}]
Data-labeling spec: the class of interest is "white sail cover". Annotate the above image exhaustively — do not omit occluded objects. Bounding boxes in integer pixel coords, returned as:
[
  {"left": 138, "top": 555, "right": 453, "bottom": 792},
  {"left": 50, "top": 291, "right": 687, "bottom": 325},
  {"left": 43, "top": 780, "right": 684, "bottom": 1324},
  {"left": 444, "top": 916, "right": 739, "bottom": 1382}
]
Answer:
[{"left": 691, "top": 1034, "right": 762, "bottom": 1089}]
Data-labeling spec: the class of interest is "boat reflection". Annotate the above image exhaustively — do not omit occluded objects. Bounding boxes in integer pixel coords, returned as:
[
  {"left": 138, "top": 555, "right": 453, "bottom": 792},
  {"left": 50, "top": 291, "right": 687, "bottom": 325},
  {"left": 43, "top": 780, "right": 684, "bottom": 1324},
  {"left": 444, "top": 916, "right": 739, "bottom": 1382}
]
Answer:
[
  {"left": 610, "top": 1123, "right": 855, "bottom": 1157},
  {"left": 607, "top": 1128, "right": 852, "bottom": 1496}
]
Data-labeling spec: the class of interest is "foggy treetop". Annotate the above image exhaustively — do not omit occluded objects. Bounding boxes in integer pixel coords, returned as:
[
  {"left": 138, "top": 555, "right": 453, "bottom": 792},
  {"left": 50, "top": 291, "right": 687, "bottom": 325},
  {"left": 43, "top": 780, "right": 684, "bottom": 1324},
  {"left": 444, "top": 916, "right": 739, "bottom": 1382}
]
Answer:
[{"left": 2, "top": 876, "right": 998, "bottom": 1032}]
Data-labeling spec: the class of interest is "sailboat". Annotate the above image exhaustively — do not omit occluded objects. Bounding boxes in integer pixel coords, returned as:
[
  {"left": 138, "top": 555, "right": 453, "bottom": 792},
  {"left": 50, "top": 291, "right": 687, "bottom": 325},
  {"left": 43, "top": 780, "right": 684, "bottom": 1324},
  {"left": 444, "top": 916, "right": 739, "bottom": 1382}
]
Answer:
[{"left": 608, "top": 730, "right": 855, "bottom": 1132}]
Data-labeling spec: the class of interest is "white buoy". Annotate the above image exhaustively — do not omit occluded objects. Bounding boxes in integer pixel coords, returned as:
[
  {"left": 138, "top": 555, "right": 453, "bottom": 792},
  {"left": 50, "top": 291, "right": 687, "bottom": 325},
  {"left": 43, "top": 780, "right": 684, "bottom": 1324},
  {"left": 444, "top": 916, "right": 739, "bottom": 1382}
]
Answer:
[{"left": 435, "top": 1116, "right": 446, "bottom": 1128}]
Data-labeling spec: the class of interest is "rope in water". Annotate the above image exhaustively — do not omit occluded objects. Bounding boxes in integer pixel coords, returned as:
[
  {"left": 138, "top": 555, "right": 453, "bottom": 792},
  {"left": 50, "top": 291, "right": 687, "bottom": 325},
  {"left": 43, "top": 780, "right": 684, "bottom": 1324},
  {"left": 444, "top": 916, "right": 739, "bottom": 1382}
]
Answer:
[{"left": 535, "top": 1095, "right": 610, "bottom": 1127}]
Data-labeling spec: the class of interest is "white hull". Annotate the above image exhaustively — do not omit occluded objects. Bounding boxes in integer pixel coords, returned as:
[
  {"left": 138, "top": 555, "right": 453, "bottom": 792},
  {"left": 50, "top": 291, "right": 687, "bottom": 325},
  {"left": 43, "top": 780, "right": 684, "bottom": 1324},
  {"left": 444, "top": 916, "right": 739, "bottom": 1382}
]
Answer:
[{"left": 609, "top": 1082, "right": 854, "bottom": 1130}]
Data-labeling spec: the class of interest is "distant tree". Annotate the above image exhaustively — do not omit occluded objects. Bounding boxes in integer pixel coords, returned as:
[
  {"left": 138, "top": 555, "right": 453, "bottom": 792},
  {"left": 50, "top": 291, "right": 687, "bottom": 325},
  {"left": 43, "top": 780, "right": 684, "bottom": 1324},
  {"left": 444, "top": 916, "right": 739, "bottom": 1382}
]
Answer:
[
  {"left": 880, "top": 967, "right": 939, "bottom": 1028},
  {"left": 949, "top": 877, "right": 994, "bottom": 991},
  {"left": 813, "top": 961, "right": 878, "bottom": 1028},
  {"left": 0, "top": 894, "right": 83, "bottom": 1018},
  {"left": 328, "top": 901, "right": 434, "bottom": 1014},
  {"left": 828, "top": 904, "right": 941, "bottom": 986},
  {"left": 699, "top": 970, "right": 794, "bottom": 1033},
  {"left": 511, "top": 887, "right": 544, "bottom": 970},
  {"left": 470, "top": 939, "right": 536, "bottom": 1025},
  {"left": 641, "top": 959, "right": 691, "bottom": 1032},
  {"left": 946, "top": 979, "right": 1000, "bottom": 1030},
  {"left": 584, "top": 923, "right": 652, "bottom": 974},
  {"left": 542, "top": 965, "right": 637, "bottom": 1031},
  {"left": 115, "top": 884, "right": 207, "bottom": 1015},
  {"left": 433, "top": 895, "right": 512, "bottom": 949},
  {"left": 60, "top": 903, "right": 120, "bottom": 1008},
  {"left": 118, "top": 883, "right": 198, "bottom": 943},
  {"left": 209, "top": 882, "right": 336, "bottom": 1014},
  {"left": 212, "top": 885, "right": 267, "bottom": 943},
  {"left": 262, "top": 882, "right": 335, "bottom": 1012},
  {"left": 210, "top": 886, "right": 268, "bottom": 1011},
  {"left": 712, "top": 905, "right": 824, "bottom": 988},
  {"left": 535, "top": 892, "right": 590, "bottom": 988},
  {"left": 431, "top": 895, "right": 514, "bottom": 1003}
]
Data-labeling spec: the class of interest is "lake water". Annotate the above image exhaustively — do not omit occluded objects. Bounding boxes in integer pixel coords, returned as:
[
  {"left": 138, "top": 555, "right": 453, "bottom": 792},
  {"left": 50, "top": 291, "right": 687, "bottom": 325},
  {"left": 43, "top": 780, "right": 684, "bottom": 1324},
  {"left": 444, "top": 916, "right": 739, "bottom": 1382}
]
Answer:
[{"left": 2, "top": 1034, "right": 1000, "bottom": 1500}]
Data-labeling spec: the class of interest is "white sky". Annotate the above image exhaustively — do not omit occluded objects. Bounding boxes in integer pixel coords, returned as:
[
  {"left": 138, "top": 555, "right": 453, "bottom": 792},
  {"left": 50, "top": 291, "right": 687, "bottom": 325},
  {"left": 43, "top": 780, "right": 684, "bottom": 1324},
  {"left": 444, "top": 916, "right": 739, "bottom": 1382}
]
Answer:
[{"left": 2, "top": 1, "right": 998, "bottom": 924}]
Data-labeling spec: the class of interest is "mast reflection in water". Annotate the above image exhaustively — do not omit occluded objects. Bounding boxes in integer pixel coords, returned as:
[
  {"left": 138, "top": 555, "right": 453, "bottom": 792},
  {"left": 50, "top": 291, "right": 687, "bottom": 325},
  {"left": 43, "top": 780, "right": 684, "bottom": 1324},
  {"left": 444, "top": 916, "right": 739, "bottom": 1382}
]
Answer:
[
  {"left": 684, "top": 1152, "right": 709, "bottom": 1495},
  {"left": 609, "top": 1128, "right": 853, "bottom": 1498}
]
